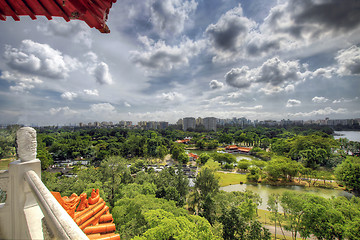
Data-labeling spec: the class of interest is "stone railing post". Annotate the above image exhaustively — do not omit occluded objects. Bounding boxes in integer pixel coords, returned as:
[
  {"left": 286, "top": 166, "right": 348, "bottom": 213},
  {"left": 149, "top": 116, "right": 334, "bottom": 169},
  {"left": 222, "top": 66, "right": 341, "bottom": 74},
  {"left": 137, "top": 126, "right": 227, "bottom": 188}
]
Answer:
[{"left": 0, "top": 127, "right": 42, "bottom": 239}]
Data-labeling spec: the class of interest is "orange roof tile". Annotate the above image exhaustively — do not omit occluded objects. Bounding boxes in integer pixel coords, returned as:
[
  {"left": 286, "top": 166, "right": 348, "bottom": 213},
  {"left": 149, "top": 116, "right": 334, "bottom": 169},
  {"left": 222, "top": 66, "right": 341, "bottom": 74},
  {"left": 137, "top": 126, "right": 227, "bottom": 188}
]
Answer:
[
  {"left": 238, "top": 147, "right": 252, "bottom": 152},
  {"left": 176, "top": 139, "right": 190, "bottom": 143},
  {"left": 52, "top": 189, "right": 120, "bottom": 240},
  {"left": 225, "top": 145, "right": 239, "bottom": 150},
  {"left": 225, "top": 145, "right": 252, "bottom": 152},
  {"left": 188, "top": 153, "right": 199, "bottom": 159}
]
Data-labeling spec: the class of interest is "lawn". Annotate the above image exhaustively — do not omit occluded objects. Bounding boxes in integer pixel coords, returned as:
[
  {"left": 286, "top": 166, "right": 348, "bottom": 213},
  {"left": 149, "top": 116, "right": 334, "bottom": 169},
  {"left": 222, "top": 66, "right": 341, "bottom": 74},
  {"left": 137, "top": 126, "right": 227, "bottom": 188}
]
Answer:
[
  {"left": 0, "top": 158, "right": 14, "bottom": 170},
  {"left": 257, "top": 209, "right": 310, "bottom": 240},
  {"left": 215, "top": 171, "right": 247, "bottom": 187},
  {"left": 257, "top": 209, "right": 272, "bottom": 225}
]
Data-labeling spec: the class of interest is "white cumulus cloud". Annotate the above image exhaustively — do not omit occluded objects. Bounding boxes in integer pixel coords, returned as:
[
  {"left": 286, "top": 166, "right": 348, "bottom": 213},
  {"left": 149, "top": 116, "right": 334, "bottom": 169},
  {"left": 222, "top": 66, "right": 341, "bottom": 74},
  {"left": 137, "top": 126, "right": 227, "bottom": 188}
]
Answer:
[
  {"left": 286, "top": 99, "right": 301, "bottom": 107},
  {"left": 240, "top": 105, "right": 263, "bottom": 110},
  {"left": 1, "top": 71, "right": 43, "bottom": 92},
  {"left": 90, "top": 103, "right": 116, "bottom": 113},
  {"left": 83, "top": 89, "right": 99, "bottom": 96},
  {"left": 312, "top": 96, "right": 329, "bottom": 103},
  {"left": 209, "top": 80, "right": 224, "bottom": 89},
  {"left": 94, "top": 62, "right": 113, "bottom": 85},
  {"left": 9, "top": 82, "right": 35, "bottom": 92},
  {"left": 150, "top": 0, "right": 197, "bottom": 37},
  {"left": 336, "top": 45, "right": 360, "bottom": 76},
  {"left": 289, "top": 107, "right": 347, "bottom": 118},
  {"left": 4, "top": 40, "right": 79, "bottom": 79},
  {"left": 312, "top": 67, "right": 336, "bottom": 79},
  {"left": 226, "top": 57, "right": 309, "bottom": 94},
  {"left": 61, "top": 91, "right": 78, "bottom": 101},
  {"left": 333, "top": 97, "right": 359, "bottom": 104},
  {"left": 49, "top": 106, "right": 77, "bottom": 116},
  {"left": 160, "top": 91, "right": 183, "bottom": 101},
  {"left": 60, "top": 89, "right": 99, "bottom": 100},
  {"left": 131, "top": 36, "right": 205, "bottom": 72}
]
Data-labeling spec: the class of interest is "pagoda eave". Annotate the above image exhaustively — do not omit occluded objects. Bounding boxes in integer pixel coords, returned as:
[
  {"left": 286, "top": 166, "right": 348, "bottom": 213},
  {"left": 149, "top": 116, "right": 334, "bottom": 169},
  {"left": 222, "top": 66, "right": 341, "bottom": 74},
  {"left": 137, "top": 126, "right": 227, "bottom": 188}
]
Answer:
[{"left": 0, "top": 0, "right": 117, "bottom": 33}]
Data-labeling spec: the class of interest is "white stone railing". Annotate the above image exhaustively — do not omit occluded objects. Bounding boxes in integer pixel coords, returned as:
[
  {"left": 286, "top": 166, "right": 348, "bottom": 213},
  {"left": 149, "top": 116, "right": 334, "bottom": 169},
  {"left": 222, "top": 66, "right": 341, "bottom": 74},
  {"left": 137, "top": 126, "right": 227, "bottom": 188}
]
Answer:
[
  {"left": 25, "top": 170, "right": 88, "bottom": 239},
  {"left": 0, "top": 127, "right": 88, "bottom": 240}
]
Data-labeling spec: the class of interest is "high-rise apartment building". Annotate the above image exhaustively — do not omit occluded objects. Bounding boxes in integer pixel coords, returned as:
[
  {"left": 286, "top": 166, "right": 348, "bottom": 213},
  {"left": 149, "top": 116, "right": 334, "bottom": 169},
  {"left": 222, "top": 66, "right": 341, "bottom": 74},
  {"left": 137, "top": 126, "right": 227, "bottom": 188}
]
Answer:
[
  {"left": 137, "top": 121, "right": 168, "bottom": 130},
  {"left": 159, "top": 121, "right": 169, "bottom": 129},
  {"left": 183, "top": 117, "right": 196, "bottom": 131},
  {"left": 203, "top": 117, "right": 217, "bottom": 132}
]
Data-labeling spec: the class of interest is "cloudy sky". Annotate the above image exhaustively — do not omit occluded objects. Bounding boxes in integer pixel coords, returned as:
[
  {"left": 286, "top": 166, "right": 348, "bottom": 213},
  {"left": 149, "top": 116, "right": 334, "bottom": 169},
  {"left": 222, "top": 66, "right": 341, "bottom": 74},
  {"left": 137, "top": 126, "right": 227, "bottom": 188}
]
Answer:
[{"left": 0, "top": 0, "right": 360, "bottom": 126}]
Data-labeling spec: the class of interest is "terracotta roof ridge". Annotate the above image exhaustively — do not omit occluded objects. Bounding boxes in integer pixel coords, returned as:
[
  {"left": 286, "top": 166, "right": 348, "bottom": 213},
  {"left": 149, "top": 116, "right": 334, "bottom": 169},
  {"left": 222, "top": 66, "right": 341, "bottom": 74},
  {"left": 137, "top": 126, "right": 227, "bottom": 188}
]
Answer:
[
  {"left": 75, "top": 201, "right": 106, "bottom": 226},
  {"left": 83, "top": 222, "right": 116, "bottom": 235},
  {"left": 87, "top": 233, "right": 120, "bottom": 240},
  {"left": 99, "top": 214, "right": 114, "bottom": 224},
  {"left": 74, "top": 198, "right": 104, "bottom": 219},
  {"left": 79, "top": 205, "right": 109, "bottom": 230},
  {"left": 51, "top": 189, "right": 120, "bottom": 240}
]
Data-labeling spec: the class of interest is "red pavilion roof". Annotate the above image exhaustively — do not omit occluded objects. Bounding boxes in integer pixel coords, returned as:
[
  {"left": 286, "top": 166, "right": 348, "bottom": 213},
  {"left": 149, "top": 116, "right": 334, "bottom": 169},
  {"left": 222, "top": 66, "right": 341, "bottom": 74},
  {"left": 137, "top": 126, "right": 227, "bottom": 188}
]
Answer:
[{"left": 0, "top": 0, "right": 117, "bottom": 33}]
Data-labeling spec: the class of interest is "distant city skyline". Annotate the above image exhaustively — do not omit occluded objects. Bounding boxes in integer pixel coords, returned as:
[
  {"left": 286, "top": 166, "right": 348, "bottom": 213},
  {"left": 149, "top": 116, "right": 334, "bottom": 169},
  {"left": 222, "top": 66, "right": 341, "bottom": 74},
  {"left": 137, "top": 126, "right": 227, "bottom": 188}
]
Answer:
[
  {"left": 1, "top": 0, "right": 360, "bottom": 126},
  {"left": 2, "top": 116, "right": 356, "bottom": 128}
]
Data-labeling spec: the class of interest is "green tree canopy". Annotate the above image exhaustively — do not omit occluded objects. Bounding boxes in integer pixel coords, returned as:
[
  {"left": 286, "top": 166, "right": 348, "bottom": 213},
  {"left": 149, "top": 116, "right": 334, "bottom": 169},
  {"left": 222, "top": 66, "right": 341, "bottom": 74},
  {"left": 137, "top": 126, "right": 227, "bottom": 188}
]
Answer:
[
  {"left": 100, "top": 156, "right": 129, "bottom": 205},
  {"left": 0, "top": 129, "right": 16, "bottom": 159},
  {"left": 211, "top": 152, "right": 236, "bottom": 165},
  {"left": 335, "top": 156, "right": 360, "bottom": 194},
  {"left": 220, "top": 205, "right": 270, "bottom": 240},
  {"left": 133, "top": 209, "right": 221, "bottom": 240},
  {"left": 113, "top": 194, "right": 189, "bottom": 240},
  {"left": 265, "top": 156, "right": 304, "bottom": 182},
  {"left": 195, "top": 167, "right": 220, "bottom": 198}
]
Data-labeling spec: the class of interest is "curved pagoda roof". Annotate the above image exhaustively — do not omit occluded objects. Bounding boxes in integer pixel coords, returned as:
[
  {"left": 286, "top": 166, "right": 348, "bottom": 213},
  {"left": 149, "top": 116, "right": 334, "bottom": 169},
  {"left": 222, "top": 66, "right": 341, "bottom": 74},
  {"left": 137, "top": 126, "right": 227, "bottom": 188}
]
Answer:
[
  {"left": 0, "top": 0, "right": 117, "bottom": 33},
  {"left": 52, "top": 189, "right": 120, "bottom": 240}
]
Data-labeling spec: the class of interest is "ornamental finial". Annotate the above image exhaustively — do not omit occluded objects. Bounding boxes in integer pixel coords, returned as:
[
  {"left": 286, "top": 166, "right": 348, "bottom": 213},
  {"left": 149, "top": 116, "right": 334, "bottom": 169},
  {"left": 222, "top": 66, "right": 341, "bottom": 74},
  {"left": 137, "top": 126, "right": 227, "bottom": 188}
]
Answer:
[{"left": 17, "top": 127, "right": 37, "bottom": 162}]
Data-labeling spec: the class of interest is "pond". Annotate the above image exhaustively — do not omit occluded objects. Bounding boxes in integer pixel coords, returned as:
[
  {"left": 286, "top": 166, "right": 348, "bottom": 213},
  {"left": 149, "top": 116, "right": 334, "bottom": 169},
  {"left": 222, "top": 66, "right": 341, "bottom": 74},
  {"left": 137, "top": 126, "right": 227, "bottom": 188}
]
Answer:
[
  {"left": 334, "top": 131, "right": 360, "bottom": 142},
  {"left": 220, "top": 183, "right": 354, "bottom": 210},
  {"left": 185, "top": 149, "right": 217, "bottom": 155}
]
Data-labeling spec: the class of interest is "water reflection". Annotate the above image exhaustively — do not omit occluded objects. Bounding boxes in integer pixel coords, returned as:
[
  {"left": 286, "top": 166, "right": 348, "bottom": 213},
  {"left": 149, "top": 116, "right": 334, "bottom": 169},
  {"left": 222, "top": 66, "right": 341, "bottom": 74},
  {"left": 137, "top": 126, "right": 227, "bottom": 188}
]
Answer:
[{"left": 220, "top": 184, "right": 353, "bottom": 210}]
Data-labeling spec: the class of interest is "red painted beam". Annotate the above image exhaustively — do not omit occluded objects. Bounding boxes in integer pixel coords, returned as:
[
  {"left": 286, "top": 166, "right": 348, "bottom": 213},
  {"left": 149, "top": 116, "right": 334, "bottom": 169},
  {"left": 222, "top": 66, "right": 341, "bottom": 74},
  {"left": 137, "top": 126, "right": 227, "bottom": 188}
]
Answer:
[
  {"left": 0, "top": 0, "right": 116, "bottom": 33},
  {"left": 1, "top": 0, "right": 20, "bottom": 21}
]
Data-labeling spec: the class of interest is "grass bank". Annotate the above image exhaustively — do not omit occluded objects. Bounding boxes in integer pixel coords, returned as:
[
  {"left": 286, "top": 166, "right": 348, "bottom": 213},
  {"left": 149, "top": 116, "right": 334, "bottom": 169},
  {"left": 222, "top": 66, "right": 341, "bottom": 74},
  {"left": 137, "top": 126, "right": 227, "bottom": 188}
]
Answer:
[
  {"left": 215, "top": 171, "right": 247, "bottom": 187},
  {"left": 257, "top": 209, "right": 271, "bottom": 225},
  {"left": 258, "top": 209, "right": 311, "bottom": 240},
  {"left": 216, "top": 170, "right": 341, "bottom": 190}
]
